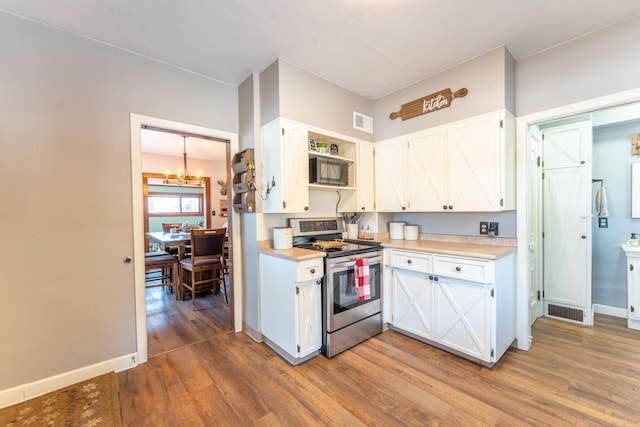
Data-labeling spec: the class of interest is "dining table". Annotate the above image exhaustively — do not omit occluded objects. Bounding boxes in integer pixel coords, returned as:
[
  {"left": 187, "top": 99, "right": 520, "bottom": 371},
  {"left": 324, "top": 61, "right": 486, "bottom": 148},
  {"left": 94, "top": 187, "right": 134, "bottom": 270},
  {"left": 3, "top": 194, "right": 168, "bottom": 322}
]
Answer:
[{"left": 146, "top": 231, "right": 192, "bottom": 260}]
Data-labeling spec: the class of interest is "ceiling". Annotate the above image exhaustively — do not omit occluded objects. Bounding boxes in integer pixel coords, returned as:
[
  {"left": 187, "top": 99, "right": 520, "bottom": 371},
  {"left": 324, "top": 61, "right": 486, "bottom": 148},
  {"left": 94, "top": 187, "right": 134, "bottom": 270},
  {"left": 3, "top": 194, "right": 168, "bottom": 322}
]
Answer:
[
  {"left": 2, "top": 0, "right": 640, "bottom": 100},
  {"left": 140, "top": 128, "right": 227, "bottom": 161},
  {"left": 3, "top": 1, "right": 640, "bottom": 158}
]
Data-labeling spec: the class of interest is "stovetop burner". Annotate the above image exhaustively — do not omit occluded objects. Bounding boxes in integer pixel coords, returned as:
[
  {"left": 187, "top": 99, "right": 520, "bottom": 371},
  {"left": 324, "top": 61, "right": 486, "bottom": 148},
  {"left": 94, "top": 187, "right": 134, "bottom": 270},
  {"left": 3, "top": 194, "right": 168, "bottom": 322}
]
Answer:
[{"left": 289, "top": 217, "right": 380, "bottom": 258}]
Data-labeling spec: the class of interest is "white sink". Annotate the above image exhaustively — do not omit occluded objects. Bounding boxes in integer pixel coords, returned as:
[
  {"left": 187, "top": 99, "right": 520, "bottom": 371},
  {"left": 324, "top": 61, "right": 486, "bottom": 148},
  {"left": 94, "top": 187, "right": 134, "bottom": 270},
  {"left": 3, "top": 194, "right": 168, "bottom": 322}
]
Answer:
[{"left": 622, "top": 244, "right": 640, "bottom": 255}]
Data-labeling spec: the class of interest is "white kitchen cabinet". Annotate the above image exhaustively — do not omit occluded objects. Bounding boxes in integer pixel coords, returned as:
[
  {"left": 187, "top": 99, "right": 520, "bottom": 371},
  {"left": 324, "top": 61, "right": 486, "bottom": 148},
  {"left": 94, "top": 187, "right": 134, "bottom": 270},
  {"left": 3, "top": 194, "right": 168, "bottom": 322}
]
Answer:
[
  {"left": 355, "top": 141, "right": 375, "bottom": 212},
  {"left": 261, "top": 119, "right": 310, "bottom": 213},
  {"left": 434, "top": 275, "right": 493, "bottom": 361},
  {"left": 391, "top": 251, "right": 434, "bottom": 339},
  {"left": 375, "top": 111, "right": 515, "bottom": 213},
  {"left": 259, "top": 253, "right": 323, "bottom": 364},
  {"left": 407, "top": 127, "right": 448, "bottom": 211},
  {"left": 447, "top": 111, "right": 514, "bottom": 211},
  {"left": 375, "top": 137, "right": 406, "bottom": 211},
  {"left": 389, "top": 249, "right": 515, "bottom": 366},
  {"left": 375, "top": 128, "right": 447, "bottom": 212},
  {"left": 621, "top": 245, "right": 640, "bottom": 330}
]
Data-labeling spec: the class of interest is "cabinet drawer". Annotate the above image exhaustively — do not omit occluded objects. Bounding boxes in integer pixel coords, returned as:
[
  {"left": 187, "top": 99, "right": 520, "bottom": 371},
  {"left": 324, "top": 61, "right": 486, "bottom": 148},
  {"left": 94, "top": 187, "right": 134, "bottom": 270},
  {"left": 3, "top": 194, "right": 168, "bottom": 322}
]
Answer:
[
  {"left": 433, "top": 255, "right": 494, "bottom": 283},
  {"left": 297, "top": 258, "right": 324, "bottom": 281},
  {"left": 391, "top": 250, "right": 432, "bottom": 273}
]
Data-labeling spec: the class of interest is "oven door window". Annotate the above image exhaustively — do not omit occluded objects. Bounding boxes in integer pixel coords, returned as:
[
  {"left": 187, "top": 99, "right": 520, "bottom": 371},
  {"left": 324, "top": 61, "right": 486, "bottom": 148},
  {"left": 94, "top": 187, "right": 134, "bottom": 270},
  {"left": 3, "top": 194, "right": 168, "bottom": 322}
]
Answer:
[{"left": 332, "top": 263, "right": 380, "bottom": 314}]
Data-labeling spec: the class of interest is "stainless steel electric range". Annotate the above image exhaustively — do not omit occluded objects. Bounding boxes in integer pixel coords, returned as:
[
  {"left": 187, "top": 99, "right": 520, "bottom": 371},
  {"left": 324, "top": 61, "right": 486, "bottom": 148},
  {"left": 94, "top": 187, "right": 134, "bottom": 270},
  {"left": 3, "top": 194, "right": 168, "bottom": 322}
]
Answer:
[{"left": 289, "top": 217, "right": 383, "bottom": 357}]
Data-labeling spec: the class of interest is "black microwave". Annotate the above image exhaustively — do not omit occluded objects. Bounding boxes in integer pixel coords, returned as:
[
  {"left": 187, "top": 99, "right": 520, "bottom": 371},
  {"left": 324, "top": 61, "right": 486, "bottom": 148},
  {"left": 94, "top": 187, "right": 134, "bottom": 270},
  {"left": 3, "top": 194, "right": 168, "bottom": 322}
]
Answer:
[{"left": 309, "top": 157, "right": 349, "bottom": 186}]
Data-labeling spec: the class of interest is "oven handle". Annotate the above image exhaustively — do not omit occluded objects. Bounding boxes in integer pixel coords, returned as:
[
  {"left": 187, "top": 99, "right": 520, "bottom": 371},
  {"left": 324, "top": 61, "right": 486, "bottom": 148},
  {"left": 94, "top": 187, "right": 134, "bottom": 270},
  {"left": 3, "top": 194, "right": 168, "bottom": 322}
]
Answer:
[{"left": 327, "top": 255, "right": 382, "bottom": 270}]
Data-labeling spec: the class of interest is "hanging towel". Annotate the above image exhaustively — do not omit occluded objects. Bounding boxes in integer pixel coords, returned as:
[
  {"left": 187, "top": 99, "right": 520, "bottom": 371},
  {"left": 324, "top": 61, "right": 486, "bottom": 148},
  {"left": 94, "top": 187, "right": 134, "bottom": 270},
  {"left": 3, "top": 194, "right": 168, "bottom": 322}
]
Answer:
[
  {"left": 596, "top": 186, "right": 609, "bottom": 218},
  {"left": 355, "top": 258, "right": 371, "bottom": 301}
]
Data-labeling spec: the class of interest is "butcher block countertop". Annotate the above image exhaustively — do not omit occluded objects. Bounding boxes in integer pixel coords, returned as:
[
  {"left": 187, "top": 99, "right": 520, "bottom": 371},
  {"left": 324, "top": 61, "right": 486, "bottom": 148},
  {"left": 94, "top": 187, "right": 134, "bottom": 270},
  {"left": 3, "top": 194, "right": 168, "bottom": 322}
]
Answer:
[
  {"left": 258, "top": 240, "right": 326, "bottom": 261},
  {"left": 258, "top": 234, "right": 515, "bottom": 262},
  {"left": 379, "top": 237, "right": 515, "bottom": 260}
]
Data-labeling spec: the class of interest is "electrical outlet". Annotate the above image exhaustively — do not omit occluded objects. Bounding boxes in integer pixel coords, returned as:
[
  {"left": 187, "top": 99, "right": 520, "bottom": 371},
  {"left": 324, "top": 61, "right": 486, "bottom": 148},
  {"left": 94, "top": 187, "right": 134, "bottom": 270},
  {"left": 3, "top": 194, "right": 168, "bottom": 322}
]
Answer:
[
  {"left": 489, "top": 222, "right": 499, "bottom": 236},
  {"left": 479, "top": 222, "right": 489, "bottom": 235}
]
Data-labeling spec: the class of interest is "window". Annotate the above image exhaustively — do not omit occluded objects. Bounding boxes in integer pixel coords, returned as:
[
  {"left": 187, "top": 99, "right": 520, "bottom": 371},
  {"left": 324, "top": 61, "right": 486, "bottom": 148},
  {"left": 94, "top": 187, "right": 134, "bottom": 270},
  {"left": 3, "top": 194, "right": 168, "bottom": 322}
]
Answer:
[{"left": 148, "top": 192, "right": 203, "bottom": 216}]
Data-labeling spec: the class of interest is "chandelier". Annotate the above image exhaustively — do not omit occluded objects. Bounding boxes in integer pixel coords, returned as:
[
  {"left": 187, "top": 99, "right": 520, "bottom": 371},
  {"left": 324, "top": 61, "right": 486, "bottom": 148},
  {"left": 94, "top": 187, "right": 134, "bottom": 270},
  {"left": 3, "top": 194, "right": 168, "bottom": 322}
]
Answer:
[{"left": 163, "top": 135, "right": 203, "bottom": 186}]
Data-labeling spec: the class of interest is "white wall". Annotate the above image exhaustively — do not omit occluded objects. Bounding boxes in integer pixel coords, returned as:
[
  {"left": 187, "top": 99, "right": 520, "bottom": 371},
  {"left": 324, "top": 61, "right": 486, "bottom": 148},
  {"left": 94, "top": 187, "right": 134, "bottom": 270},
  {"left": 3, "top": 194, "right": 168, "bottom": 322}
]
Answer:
[
  {"left": 0, "top": 12, "right": 237, "bottom": 391},
  {"left": 516, "top": 15, "right": 640, "bottom": 116},
  {"left": 374, "top": 46, "right": 513, "bottom": 141},
  {"left": 592, "top": 119, "right": 640, "bottom": 308}
]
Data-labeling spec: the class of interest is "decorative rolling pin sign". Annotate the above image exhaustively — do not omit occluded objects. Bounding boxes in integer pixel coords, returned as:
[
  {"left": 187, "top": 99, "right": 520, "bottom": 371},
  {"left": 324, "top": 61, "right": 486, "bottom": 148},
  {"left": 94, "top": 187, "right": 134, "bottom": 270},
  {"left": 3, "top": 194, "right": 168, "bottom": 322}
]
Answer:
[{"left": 389, "top": 87, "right": 468, "bottom": 121}]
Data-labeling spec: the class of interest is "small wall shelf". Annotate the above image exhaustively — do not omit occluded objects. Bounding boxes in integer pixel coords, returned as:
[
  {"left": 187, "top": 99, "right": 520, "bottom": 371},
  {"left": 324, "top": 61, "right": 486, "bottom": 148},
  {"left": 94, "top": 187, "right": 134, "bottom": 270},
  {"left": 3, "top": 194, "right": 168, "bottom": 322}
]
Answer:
[{"left": 231, "top": 148, "right": 256, "bottom": 213}]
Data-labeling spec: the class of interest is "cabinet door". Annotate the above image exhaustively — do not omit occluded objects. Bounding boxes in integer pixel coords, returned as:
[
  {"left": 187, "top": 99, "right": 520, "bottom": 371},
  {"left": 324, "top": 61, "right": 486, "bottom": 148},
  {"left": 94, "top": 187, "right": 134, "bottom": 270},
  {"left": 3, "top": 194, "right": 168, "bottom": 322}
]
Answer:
[
  {"left": 282, "top": 125, "right": 310, "bottom": 213},
  {"left": 375, "top": 138, "right": 406, "bottom": 211},
  {"left": 542, "top": 121, "right": 591, "bottom": 170},
  {"left": 435, "top": 278, "right": 493, "bottom": 362},
  {"left": 356, "top": 142, "right": 375, "bottom": 212},
  {"left": 261, "top": 121, "right": 309, "bottom": 213},
  {"left": 543, "top": 166, "right": 589, "bottom": 310},
  {"left": 296, "top": 278, "right": 322, "bottom": 357},
  {"left": 392, "top": 268, "right": 433, "bottom": 339},
  {"left": 447, "top": 113, "right": 503, "bottom": 211},
  {"left": 407, "top": 128, "right": 447, "bottom": 211}
]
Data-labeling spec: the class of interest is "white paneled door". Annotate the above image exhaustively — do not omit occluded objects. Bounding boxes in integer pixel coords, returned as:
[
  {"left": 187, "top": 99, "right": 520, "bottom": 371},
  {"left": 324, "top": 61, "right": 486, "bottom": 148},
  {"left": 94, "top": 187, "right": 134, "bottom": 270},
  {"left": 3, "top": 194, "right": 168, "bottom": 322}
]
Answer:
[
  {"left": 528, "top": 125, "right": 543, "bottom": 326},
  {"left": 542, "top": 120, "right": 592, "bottom": 325}
]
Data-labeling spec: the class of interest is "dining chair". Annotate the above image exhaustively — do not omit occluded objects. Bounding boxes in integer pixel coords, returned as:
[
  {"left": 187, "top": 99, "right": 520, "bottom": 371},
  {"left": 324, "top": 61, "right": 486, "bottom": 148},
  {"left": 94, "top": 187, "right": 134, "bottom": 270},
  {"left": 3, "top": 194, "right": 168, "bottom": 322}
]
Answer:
[
  {"left": 145, "top": 253, "right": 179, "bottom": 298},
  {"left": 179, "top": 228, "right": 227, "bottom": 310}
]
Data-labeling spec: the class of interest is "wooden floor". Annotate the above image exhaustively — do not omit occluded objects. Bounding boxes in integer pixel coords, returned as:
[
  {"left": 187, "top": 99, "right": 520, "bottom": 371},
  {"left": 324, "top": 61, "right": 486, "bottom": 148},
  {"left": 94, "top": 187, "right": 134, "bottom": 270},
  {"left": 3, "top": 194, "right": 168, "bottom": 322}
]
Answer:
[{"left": 119, "top": 299, "right": 640, "bottom": 426}]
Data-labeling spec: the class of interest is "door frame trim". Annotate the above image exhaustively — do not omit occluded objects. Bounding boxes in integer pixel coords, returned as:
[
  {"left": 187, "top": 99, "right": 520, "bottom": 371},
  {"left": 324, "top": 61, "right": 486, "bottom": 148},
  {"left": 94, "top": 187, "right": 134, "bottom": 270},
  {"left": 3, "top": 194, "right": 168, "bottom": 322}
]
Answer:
[
  {"left": 130, "top": 113, "right": 241, "bottom": 365},
  {"left": 516, "top": 87, "right": 640, "bottom": 351}
]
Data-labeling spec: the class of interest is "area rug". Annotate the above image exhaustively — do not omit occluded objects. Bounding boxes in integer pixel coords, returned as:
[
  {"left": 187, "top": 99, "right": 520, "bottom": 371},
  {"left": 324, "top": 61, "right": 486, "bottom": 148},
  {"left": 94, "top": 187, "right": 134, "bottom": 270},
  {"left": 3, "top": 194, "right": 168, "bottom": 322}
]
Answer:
[{"left": 0, "top": 372, "right": 122, "bottom": 427}]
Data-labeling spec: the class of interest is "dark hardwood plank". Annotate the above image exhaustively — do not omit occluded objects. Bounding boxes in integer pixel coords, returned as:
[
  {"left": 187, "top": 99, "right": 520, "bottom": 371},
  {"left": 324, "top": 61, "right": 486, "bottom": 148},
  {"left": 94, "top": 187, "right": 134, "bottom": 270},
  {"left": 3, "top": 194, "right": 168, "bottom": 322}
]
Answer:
[{"left": 119, "top": 313, "right": 640, "bottom": 426}]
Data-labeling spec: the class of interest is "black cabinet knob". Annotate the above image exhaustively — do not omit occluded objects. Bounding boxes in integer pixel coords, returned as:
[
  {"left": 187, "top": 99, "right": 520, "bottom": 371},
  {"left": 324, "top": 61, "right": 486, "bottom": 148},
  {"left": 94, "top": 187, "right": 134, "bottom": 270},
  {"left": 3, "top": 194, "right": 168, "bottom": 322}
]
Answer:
[
  {"left": 443, "top": 205, "right": 448, "bottom": 210},
  {"left": 402, "top": 206, "right": 406, "bottom": 211},
  {"left": 304, "top": 206, "right": 309, "bottom": 211},
  {"left": 310, "top": 268, "right": 315, "bottom": 274},
  {"left": 455, "top": 266, "right": 461, "bottom": 272},
  {"left": 434, "top": 276, "right": 439, "bottom": 282},
  {"left": 407, "top": 259, "right": 412, "bottom": 264},
  {"left": 449, "top": 205, "right": 453, "bottom": 210},
  {"left": 428, "top": 275, "right": 434, "bottom": 280}
]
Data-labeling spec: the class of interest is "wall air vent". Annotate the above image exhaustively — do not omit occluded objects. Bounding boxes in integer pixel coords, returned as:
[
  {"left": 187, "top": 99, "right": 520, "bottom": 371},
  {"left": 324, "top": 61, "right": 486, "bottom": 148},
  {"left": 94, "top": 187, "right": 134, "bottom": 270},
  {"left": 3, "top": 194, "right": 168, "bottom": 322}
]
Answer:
[
  {"left": 548, "top": 304, "right": 584, "bottom": 322},
  {"left": 353, "top": 111, "right": 373, "bottom": 134}
]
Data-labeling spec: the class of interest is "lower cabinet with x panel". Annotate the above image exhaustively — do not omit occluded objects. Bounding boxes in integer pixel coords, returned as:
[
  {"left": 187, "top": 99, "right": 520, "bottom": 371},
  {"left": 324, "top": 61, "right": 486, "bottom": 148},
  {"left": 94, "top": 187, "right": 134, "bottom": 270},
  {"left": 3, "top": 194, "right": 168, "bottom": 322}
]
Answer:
[{"left": 390, "top": 249, "right": 516, "bottom": 367}]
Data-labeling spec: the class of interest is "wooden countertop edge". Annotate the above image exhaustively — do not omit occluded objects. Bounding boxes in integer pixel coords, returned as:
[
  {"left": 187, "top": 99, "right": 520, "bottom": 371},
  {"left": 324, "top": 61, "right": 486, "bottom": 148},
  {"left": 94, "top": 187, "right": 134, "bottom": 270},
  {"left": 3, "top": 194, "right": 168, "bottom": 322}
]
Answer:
[
  {"left": 378, "top": 239, "right": 516, "bottom": 260},
  {"left": 258, "top": 241, "right": 325, "bottom": 261},
  {"left": 258, "top": 238, "right": 516, "bottom": 261}
]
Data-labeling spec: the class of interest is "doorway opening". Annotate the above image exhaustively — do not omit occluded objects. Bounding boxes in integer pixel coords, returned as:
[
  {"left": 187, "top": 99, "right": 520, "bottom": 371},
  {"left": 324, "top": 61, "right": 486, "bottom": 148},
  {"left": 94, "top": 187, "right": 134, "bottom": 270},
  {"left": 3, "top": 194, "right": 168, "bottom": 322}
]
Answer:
[
  {"left": 519, "top": 91, "right": 640, "bottom": 350},
  {"left": 130, "top": 114, "right": 240, "bottom": 365}
]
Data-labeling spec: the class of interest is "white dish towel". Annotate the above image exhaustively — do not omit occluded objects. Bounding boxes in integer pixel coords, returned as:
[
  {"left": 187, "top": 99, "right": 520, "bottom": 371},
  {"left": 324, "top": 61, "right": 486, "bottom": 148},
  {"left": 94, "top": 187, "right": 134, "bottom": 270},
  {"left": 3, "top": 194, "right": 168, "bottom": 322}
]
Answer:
[{"left": 596, "top": 186, "right": 609, "bottom": 218}]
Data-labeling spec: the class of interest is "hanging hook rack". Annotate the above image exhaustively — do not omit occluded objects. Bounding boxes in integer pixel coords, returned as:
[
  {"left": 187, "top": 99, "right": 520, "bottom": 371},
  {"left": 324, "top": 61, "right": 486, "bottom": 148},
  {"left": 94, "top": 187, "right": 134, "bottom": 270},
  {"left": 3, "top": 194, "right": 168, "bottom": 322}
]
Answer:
[{"left": 592, "top": 178, "right": 604, "bottom": 187}]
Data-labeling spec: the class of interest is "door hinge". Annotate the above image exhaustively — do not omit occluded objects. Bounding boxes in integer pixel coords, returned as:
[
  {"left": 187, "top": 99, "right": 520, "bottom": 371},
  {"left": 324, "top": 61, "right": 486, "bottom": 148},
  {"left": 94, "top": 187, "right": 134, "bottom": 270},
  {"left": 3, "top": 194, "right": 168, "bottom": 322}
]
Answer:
[
  {"left": 499, "top": 119, "right": 504, "bottom": 128},
  {"left": 631, "top": 264, "right": 634, "bottom": 272},
  {"left": 542, "top": 231, "right": 545, "bottom": 238},
  {"left": 491, "top": 288, "right": 495, "bottom": 298},
  {"left": 542, "top": 172, "right": 545, "bottom": 179},
  {"left": 281, "top": 128, "right": 285, "bottom": 136},
  {"left": 500, "top": 198, "right": 504, "bottom": 207},
  {"left": 632, "top": 305, "right": 635, "bottom": 313},
  {"left": 537, "top": 290, "right": 541, "bottom": 301},
  {"left": 491, "top": 348, "right": 495, "bottom": 357},
  {"left": 542, "top": 291, "right": 545, "bottom": 298},
  {"left": 297, "top": 344, "right": 300, "bottom": 353},
  {"left": 296, "top": 286, "right": 299, "bottom": 294},
  {"left": 283, "top": 201, "right": 286, "bottom": 209},
  {"left": 537, "top": 156, "right": 541, "bottom": 167}
]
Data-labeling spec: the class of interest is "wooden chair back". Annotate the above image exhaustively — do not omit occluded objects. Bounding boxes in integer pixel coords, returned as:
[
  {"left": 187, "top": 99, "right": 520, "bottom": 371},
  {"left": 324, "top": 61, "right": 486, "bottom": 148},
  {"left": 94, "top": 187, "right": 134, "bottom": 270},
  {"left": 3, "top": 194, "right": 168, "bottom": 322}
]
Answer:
[
  {"left": 191, "top": 228, "right": 226, "bottom": 259},
  {"left": 162, "top": 223, "right": 182, "bottom": 232}
]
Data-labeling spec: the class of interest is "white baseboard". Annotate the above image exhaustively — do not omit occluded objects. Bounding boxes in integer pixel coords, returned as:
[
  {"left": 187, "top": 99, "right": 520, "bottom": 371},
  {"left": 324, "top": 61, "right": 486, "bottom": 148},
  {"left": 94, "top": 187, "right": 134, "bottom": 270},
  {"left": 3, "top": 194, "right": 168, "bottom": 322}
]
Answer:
[
  {"left": 0, "top": 352, "right": 137, "bottom": 409},
  {"left": 593, "top": 303, "right": 627, "bottom": 318},
  {"left": 243, "top": 322, "right": 262, "bottom": 343}
]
